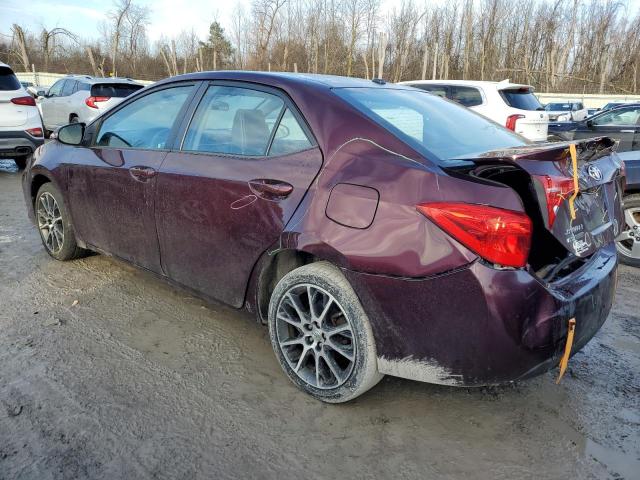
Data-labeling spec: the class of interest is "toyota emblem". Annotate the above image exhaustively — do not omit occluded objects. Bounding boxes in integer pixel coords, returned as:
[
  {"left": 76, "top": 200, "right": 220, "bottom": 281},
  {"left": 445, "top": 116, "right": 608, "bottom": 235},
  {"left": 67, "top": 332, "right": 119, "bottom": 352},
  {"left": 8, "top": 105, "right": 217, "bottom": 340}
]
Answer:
[{"left": 587, "top": 165, "right": 603, "bottom": 181}]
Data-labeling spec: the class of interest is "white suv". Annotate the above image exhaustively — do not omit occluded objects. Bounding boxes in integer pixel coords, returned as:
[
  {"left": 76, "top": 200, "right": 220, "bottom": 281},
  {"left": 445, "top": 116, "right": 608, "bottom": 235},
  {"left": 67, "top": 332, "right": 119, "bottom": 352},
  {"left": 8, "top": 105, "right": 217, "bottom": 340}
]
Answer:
[
  {"left": 0, "top": 62, "right": 44, "bottom": 169},
  {"left": 544, "top": 102, "right": 589, "bottom": 122},
  {"left": 39, "top": 76, "right": 143, "bottom": 133},
  {"left": 399, "top": 79, "right": 549, "bottom": 142}
]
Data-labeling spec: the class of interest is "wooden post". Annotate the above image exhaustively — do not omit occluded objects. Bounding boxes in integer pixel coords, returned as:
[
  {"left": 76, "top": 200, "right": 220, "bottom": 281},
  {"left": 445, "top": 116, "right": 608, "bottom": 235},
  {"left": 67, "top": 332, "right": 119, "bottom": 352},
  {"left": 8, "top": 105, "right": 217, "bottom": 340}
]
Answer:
[{"left": 293, "top": 62, "right": 298, "bottom": 73}]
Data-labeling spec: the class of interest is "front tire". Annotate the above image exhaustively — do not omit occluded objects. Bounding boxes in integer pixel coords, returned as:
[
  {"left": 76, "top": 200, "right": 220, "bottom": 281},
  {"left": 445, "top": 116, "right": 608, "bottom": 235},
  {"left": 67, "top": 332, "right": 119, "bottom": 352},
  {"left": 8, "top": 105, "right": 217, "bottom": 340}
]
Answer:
[
  {"left": 268, "top": 261, "right": 383, "bottom": 403},
  {"left": 616, "top": 194, "right": 640, "bottom": 267},
  {"left": 35, "top": 183, "right": 86, "bottom": 261}
]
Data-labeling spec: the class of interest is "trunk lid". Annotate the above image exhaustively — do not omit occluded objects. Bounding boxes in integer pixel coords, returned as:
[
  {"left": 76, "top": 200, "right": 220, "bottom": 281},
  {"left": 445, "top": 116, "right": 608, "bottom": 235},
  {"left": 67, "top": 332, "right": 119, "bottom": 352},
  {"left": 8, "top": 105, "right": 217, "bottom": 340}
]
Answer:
[{"left": 461, "top": 137, "right": 625, "bottom": 260}]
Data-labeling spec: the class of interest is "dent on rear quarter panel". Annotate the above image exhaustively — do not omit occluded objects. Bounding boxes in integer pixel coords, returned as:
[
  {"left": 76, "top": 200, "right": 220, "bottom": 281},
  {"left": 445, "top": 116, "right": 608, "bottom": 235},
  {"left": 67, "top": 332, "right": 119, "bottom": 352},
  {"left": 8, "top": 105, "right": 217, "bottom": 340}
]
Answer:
[{"left": 284, "top": 137, "right": 524, "bottom": 278}]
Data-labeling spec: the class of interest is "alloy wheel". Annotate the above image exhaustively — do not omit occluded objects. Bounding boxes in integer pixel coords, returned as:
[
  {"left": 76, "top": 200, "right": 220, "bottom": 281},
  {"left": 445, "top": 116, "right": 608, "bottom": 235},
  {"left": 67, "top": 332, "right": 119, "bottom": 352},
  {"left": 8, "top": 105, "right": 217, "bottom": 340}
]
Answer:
[
  {"left": 37, "top": 192, "right": 64, "bottom": 254},
  {"left": 275, "top": 284, "right": 356, "bottom": 389},
  {"left": 616, "top": 206, "right": 640, "bottom": 261}
]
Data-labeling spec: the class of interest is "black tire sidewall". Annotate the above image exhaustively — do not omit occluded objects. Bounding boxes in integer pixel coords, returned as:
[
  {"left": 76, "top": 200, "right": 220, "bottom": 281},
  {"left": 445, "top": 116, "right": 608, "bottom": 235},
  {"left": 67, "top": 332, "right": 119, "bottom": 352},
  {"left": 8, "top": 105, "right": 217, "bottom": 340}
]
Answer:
[
  {"left": 35, "top": 183, "right": 81, "bottom": 261},
  {"left": 268, "top": 262, "right": 380, "bottom": 403},
  {"left": 618, "top": 194, "right": 640, "bottom": 267},
  {"left": 13, "top": 156, "right": 28, "bottom": 170}
]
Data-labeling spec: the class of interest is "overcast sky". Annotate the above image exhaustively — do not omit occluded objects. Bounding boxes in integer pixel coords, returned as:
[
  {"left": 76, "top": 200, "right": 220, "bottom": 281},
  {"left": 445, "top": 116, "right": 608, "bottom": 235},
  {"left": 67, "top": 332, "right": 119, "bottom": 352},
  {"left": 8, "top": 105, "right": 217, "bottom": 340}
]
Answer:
[{"left": 0, "top": 0, "right": 408, "bottom": 43}]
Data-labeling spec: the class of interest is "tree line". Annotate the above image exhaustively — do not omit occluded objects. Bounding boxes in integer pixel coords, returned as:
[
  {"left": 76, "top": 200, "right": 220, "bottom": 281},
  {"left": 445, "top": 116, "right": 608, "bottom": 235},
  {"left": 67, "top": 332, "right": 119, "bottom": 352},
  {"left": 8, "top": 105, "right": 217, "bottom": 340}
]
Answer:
[{"left": 1, "top": 0, "right": 639, "bottom": 94}]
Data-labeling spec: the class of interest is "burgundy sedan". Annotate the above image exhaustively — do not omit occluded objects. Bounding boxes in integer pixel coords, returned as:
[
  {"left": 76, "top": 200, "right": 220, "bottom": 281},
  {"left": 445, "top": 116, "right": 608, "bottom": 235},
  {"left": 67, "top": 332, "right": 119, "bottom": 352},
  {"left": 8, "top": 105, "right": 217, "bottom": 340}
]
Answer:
[{"left": 22, "top": 72, "right": 624, "bottom": 402}]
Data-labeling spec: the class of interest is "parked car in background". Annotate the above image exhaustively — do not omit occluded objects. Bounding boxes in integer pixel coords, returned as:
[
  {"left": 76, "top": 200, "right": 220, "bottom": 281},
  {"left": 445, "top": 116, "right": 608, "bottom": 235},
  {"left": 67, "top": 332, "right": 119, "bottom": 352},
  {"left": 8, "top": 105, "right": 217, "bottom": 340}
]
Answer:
[
  {"left": 587, "top": 107, "right": 600, "bottom": 117},
  {"left": 400, "top": 79, "right": 548, "bottom": 141},
  {"left": 548, "top": 104, "right": 640, "bottom": 152},
  {"left": 39, "top": 75, "right": 144, "bottom": 134},
  {"left": 616, "top": 151, "right": 640, "bottom": 267},
  {"left": 544, "top": 102, "right": 588, "bottom": 122},
  {"left": 22, "top": 72, "right": 624, "bottom": 402},
  {"left": 601, "top": 101, "right": 629, "bottom": 112},
  {"left": 0, "top": 62, "right": 44, "bottom": 169}
]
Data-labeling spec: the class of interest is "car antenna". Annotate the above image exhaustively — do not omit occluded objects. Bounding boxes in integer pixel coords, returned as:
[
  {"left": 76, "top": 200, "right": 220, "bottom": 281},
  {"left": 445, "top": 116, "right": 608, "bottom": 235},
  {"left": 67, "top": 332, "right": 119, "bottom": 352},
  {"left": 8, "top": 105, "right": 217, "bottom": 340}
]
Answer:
[{"left": 372, "top": 78, "right": 386, "bottom": 85}]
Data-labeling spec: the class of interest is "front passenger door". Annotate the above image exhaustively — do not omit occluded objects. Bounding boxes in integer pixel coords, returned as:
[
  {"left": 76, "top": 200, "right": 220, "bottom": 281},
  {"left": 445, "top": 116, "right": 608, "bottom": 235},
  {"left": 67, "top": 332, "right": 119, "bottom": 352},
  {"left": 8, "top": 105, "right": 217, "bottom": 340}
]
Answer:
[
  {"left": 67, "top": 83, "right": 197, "bottom": 272},
  {"left": 577, "top": 106, "right": 640, "bottom": 152}
]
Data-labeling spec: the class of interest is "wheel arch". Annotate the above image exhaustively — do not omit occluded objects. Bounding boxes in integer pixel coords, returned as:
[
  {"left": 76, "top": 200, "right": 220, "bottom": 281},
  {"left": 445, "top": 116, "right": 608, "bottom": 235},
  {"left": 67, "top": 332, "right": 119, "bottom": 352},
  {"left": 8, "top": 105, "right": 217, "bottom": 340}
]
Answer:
[
  {"left": 249, "top": 248, "right": 320, "bottom": 324},
  {"left": 30, "top": 173, "right": 53, "bottom": 206}
]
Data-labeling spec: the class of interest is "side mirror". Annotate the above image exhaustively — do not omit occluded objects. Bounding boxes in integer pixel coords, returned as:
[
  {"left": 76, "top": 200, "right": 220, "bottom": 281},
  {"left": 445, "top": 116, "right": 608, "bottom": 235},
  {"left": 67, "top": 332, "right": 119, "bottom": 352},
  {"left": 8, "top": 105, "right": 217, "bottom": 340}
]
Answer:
[
  {"left": 36, "top": 90, "right": 46, "bottom": 98},
  {"left": 586, "top": 119, "right": 594, "bottom": 129},
  {"left": 57, "top": 123, "right": 85, "bottom": 146}
]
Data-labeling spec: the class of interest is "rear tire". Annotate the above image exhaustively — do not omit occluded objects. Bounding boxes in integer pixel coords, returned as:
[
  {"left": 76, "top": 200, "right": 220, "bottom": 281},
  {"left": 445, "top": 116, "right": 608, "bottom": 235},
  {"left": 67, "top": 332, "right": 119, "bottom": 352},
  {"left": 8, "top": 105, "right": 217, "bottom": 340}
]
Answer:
[
  {"left": 13, "top": 155, "right": 28, "bottom": 170},
  {"left": 268, "top": 261, "right": 383, "bottom": 403},
  {"left": 35, "top": 183, "right": 87, "bottom": 261},
  {"left": 617, "top": 194, "right": 640, "bottom": 267}
]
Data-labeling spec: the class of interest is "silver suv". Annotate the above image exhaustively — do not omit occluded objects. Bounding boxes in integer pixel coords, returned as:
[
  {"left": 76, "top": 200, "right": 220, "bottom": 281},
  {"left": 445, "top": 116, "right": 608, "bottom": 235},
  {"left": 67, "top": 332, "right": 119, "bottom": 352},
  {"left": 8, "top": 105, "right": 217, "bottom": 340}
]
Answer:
[{"left": 39, "top": 76, "right": 144, "bottom": 133}]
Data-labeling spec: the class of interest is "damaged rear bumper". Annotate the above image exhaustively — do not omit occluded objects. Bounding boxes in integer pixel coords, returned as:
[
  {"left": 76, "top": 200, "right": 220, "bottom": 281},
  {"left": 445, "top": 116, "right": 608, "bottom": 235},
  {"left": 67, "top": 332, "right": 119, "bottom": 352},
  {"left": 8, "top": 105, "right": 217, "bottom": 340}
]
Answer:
[{"left": 343, "top": 244, "right": 617, "bottom": 386}]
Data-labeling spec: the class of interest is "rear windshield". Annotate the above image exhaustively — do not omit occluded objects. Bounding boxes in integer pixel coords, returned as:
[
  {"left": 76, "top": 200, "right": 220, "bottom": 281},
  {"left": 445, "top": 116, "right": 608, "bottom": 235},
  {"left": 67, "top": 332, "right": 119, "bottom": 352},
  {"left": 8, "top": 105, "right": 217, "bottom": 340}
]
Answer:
[
  {"left": 545, "top": 103, "right": 572, "bottom": 111},
  {"left": 499, "top": 89, "right": 543, "bottom": 111},
  {"left": 91, "top": 83, "right": 143, "bottom": 98},
  {"left": 0, "top": 67, "right": 21, "bottom": 91},
  {"left": 334, "top": 87, "right": 527, "bottom": 163}
]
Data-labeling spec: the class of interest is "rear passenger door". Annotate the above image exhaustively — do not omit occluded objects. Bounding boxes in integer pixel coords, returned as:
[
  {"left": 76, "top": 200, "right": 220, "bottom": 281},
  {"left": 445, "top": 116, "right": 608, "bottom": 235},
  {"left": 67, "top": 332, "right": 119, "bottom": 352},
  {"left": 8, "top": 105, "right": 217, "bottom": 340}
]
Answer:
[
  {"left": 155, "top": 82, "right": 323, "bottom": 307},
  {"left": 59, "top": 80, "right": 77, "bottom": 124},
  {"left": 41, "top": 79, "right": 65, "bottom": 129}
]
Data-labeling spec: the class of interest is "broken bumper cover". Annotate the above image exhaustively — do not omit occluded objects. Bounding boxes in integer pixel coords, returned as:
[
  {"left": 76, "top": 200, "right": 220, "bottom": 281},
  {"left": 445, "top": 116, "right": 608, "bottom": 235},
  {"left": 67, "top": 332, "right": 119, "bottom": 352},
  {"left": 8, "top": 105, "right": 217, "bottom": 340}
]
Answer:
[{"left": 343, "top": 244, "right": 617, "bottom": 386}]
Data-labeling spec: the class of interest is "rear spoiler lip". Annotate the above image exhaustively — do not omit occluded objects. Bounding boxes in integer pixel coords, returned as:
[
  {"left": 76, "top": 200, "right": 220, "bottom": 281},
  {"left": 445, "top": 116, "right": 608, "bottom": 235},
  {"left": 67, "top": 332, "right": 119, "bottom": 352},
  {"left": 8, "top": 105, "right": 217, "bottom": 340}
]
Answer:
[{"left": 452, "top": 137, "right": 617, "bottom": 165}]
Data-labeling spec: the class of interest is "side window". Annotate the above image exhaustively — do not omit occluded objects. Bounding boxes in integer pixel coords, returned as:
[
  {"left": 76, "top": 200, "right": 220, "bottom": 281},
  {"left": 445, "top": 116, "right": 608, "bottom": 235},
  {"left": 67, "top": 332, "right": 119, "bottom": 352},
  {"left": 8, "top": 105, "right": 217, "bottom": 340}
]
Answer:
[
  {"left": 77, "top": 82, "right": 90, "bottom": 92},
  {"left": 95, "top": 85, "right": 194, "bottom": 149},
  {"left": 269, "top": 109, "right": 313, "bottom": 156},
  {"left": 593, "top": 108, "right": 640, "bottom": 126},
  {"left": 183, "top": 85, "right": 284, "bottom": 156},
  {"left": 48, "top": 80, "right": 64, "bottom": 97},
  {"left": 61, "top": 80, "right": 77, "bottom": 96},
  {"left": 450, "top": 86, "right": 483, "bottom": 107}
]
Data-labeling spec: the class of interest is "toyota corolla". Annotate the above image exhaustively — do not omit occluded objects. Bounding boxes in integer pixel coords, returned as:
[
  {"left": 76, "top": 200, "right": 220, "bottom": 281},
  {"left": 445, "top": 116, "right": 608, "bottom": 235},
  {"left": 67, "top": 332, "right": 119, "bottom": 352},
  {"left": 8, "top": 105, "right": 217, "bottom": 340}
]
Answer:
[{"left": 22, "top": 72, "right": 625, "bottom": 402}]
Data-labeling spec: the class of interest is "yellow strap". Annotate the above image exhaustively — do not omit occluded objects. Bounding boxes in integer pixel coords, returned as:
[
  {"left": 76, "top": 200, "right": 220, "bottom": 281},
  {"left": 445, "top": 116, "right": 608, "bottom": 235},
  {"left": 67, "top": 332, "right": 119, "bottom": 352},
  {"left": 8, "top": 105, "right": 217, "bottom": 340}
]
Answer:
[
  {"left": 556, "top": 317, "right": 576, "bottom": 384},
  {"left": 568, "top": 144, "right": 579, "bottom": 220}
]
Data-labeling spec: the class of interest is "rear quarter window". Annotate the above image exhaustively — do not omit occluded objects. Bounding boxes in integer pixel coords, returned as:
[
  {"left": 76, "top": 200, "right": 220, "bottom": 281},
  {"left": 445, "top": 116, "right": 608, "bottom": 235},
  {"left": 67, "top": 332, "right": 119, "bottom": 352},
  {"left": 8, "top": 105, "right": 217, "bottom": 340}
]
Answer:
[
  {"left": 0, "top": 67, "right": 21, "bottom": 91},
  {"left": 450, "top": 86, "right": 483, "bottom": 107},
  {"left": 91, "top": 83, "right": 143, "bottom": 98}
]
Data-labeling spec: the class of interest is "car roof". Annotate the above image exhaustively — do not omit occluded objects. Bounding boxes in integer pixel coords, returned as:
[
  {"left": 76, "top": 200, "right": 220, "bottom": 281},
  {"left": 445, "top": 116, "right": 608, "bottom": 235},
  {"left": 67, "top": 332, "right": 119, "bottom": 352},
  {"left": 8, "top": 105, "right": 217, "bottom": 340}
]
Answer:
[
  {"left": 155, "top": 70, "right": 417, "bottom": 91},
  {"left": 61, "top": 75, "right": 143, "bottom": 85},
  {"left": 0, "top": 62, "right": 12, "bottom": 69}
]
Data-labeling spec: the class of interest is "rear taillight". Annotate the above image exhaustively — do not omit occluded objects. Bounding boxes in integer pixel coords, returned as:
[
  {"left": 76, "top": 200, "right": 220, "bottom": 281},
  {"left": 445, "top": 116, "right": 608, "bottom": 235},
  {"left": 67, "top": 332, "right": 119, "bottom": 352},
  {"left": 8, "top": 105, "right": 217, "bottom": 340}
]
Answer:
[
  {"left": 505, "top": 114, "right": 524, "bottom": 131},
  {"left": 11, "top": 96, "right": 36, "bottom": 106},
  {"left": 25, "top": 127, "right": 43, "bottom": 138},
  {"left": 85, "top": 96, "right": 110, "bottom": 108},
  {"left": 533, "top": 175, "right": 575, "bottom": 228},
  {"left": 417, "top": 202, "right": 532, "bottom": 268}
]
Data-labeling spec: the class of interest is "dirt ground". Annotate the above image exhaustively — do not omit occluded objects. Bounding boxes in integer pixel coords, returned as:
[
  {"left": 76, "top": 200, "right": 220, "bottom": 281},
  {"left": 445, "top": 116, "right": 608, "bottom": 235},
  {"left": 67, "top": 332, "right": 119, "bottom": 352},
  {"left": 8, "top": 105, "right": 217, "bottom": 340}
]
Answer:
[{"left": 0, "top": 158, "right": 639, "bottom": 480}]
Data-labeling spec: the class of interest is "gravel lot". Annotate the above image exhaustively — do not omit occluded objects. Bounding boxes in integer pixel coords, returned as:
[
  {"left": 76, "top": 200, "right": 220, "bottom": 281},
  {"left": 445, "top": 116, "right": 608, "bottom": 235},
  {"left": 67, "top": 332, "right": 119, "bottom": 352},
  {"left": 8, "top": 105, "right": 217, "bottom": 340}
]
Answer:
[{"left": 1, "top": 158, "right": 639, "bottom": 480}]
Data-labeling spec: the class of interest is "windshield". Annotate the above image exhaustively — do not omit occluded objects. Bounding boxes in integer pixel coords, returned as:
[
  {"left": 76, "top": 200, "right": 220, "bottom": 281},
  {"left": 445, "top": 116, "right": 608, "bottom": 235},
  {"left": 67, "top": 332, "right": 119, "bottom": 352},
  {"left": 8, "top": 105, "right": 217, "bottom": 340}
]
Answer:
[
  {"left": 545, "top": 103, "right": 571, "bottom": 111},
  {"left": 499, "top": 89, "right": 543, "bottom": 110},
  {"left": 334, "top": 87, "right": 527, "bottom": 163}
]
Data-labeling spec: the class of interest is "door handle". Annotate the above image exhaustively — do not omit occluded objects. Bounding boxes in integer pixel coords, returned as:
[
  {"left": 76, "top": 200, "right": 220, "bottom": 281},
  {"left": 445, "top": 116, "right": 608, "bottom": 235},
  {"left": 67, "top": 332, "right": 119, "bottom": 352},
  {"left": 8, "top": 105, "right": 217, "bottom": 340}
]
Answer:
[
  {"left": 129, "top": 166, "right": 157, "bottom": 182},
  {"left": 248, "top": 179, "right": 294, "bottom": 200}
]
